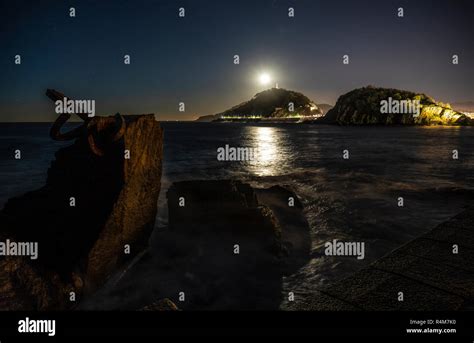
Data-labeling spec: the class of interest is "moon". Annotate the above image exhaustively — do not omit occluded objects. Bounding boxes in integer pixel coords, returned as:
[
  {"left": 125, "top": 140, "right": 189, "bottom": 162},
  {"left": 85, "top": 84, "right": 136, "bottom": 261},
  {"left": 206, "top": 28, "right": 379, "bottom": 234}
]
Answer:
[{"left": 258, "top": 73, "right": 271, "bottom": 86}]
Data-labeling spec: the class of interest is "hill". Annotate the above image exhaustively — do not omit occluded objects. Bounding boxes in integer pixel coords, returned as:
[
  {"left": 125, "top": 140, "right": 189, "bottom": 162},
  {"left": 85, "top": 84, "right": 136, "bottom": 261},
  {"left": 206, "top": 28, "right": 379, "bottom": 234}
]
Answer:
[
  {"left": 319, "top": 86, "right": 472, "bottom": 125},
  {"left": 196, "top": 88, "right": 322, "bottom": 122}
]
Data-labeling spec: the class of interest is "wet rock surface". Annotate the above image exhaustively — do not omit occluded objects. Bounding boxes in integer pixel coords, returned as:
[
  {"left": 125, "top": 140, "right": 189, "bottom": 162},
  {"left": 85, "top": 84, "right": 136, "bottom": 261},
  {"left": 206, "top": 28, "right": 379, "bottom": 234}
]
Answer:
[
  {"left": 0, "top": 114, "right": 163, "bottom": 310},
  {"left": 167, "top": 180, "right": 283, "bottom": 255}
]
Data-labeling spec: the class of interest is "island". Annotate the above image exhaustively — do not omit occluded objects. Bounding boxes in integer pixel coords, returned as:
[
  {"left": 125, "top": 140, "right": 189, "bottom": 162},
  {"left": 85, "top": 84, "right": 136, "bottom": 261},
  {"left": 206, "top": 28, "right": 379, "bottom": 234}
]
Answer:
[
  {"left": 196, "top": 88, "right": 325, "bottom": 122},
  {"left": 317, "top": 86, "right": 473, "bottom": 126},
  {"left": 196, "top": 86, "right": 473, "bottom": 126}
]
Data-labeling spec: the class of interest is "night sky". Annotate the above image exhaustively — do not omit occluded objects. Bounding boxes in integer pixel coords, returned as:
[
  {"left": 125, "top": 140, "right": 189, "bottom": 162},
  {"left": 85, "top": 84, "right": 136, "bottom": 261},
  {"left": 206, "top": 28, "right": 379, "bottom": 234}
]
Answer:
[{"left": 1, "top": 0, "right": 473, "bottom": 121}]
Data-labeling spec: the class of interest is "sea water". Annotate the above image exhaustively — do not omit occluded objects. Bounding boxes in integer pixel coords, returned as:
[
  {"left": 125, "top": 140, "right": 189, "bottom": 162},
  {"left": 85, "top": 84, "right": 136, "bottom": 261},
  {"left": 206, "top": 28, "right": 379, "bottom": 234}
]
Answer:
[{"left": 1, "top": 122, "right": 473, "bottom": 308}]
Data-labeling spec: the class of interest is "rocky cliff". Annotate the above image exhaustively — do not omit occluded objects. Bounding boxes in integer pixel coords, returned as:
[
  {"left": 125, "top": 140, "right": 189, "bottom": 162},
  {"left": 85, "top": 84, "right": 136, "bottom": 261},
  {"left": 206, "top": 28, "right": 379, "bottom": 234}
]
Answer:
[
  {"left": 319, "top": 86, "right": 473, "bottom": 125},
  {"left": 0, "top": 113, "right": 163, "bottom": 310}
]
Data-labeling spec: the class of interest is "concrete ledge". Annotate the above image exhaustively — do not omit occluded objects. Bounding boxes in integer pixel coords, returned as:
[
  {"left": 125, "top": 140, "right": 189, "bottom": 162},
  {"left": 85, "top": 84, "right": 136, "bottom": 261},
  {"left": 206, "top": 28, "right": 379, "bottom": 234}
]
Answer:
[{"left": 306, "top": 208, "right": 474, "bottom": 310}]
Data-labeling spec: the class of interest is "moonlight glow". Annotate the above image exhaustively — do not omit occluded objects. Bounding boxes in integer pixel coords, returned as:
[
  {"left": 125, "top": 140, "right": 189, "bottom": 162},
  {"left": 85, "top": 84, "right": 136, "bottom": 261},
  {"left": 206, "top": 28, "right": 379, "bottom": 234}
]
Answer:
[{"left": 258, "top": 73, "right": 271, "bottom": 86}]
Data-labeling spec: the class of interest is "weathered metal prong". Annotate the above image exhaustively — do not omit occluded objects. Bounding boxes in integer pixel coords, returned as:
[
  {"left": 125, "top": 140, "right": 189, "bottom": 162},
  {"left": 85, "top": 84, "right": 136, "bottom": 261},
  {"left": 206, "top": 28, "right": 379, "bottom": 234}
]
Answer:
[
  {"left": 86, "top": 114, "right": 126, "bottom": 156},
  {"left": 49, "top": 113, "right": 86, "bottom": 141},
  {"left": 111, "top": 114, "right": 126, "bottom": 142},
  {"left": 46, "top": 89, "right": 90, "bottom": 122},
  {"left": 46, "top": 89, "right": 90, "bottom": 141}
]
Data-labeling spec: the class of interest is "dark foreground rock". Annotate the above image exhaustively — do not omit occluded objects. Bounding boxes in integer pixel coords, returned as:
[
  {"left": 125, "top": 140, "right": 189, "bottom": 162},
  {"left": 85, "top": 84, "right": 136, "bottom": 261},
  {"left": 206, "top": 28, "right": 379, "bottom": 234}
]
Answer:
[
  {"left": 162, "top": 180, "right": 306, "bottom": 310},
  {"left": 167, "top": 180, "right": 282, "bottom": 254},
  {"left": 79, "top": 180, "right": 311, "bottom": 310},
  {"left": 0, "top": 114, "right": 163, "bottom": 310}
]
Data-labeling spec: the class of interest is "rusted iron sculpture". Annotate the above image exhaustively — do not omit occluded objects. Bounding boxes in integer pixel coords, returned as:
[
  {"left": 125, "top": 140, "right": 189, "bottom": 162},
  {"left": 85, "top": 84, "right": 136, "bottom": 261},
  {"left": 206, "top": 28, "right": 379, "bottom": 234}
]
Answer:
[
  {"left": 0, "top": 91, "right": 163, "bottom": 310},
  {"left": 46, "top": 89, "right": 126, "bottom": 156}
]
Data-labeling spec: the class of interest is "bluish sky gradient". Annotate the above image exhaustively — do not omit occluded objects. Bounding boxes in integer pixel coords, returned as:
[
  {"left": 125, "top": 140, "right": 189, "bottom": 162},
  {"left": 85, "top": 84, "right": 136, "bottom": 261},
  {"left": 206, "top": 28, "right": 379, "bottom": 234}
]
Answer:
[{"left": 0, "top": 0, "right": 473, "bottom": 121}]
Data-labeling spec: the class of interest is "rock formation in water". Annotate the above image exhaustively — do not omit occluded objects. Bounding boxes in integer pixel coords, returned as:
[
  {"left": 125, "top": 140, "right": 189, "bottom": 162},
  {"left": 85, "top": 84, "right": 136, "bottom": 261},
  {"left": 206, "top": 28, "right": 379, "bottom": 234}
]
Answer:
[
  {"left": 196, "top": 88, "right": 322, "bottom": 122},
  {"left": 151, "top": 180, "right": 310, "bottom": 310},
  {"left": 0, "top": 90, "right": 163, "bottom": 310},
  {"left": 77, "top": 180, "right": 311, "bottom": 310},
  {"left": 167, "top": 180, "right": 282, "bottom": 254},
  {"left": 319, "top": 86, "right": 473, "bottom": 125}
]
